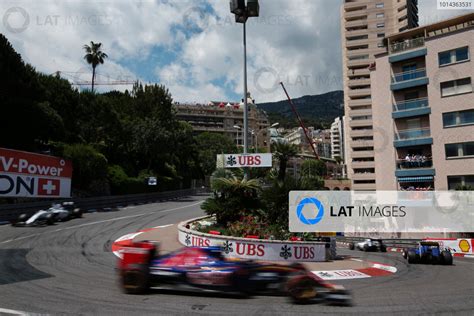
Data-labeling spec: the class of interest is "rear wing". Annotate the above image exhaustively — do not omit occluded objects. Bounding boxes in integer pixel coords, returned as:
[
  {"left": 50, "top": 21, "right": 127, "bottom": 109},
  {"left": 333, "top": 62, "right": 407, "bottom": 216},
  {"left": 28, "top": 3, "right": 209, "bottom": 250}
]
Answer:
[{"left": 118, "top": 241, "right": 159, "bottom": 270}]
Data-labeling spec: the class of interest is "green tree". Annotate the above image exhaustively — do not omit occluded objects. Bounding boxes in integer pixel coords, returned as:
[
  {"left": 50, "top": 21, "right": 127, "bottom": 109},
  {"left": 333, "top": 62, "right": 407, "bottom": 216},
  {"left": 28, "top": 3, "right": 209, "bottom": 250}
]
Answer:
[
  {"left": 195, "top": 132, "right": 237, "bottom": 176},
  {"left": 83, "top": 41, "right": 108, "bottom": 92},
  {"left": 62, "top": 143, "right": 109, "bottom": 196},
  {"left": 272, "top": 142, "right": 298, "bottom": 180},
  {"left": 202, "top": 176, "right": 261, "bottom": 225}
]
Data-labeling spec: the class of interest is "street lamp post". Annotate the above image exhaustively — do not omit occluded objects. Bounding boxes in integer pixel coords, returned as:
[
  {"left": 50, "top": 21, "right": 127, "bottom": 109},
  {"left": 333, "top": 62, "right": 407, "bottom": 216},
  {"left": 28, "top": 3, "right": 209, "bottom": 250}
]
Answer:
[{"left": 230, "top": 0, "right": 259, "bottom": 179}]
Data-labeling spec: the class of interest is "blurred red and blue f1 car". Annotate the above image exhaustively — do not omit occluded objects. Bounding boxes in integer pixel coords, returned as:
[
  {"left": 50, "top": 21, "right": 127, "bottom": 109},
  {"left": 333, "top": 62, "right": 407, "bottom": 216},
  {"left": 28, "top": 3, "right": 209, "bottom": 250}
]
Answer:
[{"left": 118, "top": 241, "right": 351, "bottom": 305}]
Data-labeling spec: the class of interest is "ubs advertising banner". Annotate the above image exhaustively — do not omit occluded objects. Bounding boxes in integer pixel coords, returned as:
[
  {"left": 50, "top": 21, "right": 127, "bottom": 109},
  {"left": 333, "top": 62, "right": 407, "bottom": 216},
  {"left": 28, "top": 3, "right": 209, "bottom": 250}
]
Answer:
[
  {"left": 216, "top": 153, "right": 272, "bottom": 168},
  {"left": 289, "top": 191, "right": 473, "bottom": 233},
  {"left": 0, "top": 148, "right": 72, "bottom": 198}
]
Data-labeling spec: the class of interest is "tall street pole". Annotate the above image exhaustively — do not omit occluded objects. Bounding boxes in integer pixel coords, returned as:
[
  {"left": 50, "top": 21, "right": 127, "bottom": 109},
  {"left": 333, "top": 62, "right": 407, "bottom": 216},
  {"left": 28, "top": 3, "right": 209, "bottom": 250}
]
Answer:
[{"left": 243, "top": 21, "right": 249, "bottom": 179}]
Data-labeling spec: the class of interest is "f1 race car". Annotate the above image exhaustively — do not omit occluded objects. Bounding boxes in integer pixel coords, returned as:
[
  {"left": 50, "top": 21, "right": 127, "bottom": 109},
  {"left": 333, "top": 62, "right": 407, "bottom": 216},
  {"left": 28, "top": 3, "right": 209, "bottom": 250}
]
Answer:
[
  {"left": 348, "top": 238, "right": 387, "bottom": 252},
  {"left": 402, "top": 241, "right": 453, "bottom": 265},
  {"left": 12, "top": 202, "right": 83, "bottom": 227},
  {"left": 118, "top": 242, "right": 351, "bottom": 305}
]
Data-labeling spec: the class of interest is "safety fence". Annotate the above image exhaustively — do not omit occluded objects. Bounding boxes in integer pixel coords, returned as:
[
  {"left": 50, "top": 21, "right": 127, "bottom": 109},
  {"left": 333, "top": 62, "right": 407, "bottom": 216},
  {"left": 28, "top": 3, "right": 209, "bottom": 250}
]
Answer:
[
  {"left": 0, "top": 188, "right": 206, "bottom": 222},
  {"left": 336, "top": 236, "right": 420, "bottom": 249}
]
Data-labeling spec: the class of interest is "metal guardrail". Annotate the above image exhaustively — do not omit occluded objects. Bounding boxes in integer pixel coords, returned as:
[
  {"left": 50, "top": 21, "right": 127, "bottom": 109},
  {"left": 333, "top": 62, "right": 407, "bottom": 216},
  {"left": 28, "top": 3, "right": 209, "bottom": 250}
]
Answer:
[
  {"left": 336, "top": 236, "right": 420, "bottom": 249},
  {"left": 0, "top": 188, "right": 207, "bottom": 223}
]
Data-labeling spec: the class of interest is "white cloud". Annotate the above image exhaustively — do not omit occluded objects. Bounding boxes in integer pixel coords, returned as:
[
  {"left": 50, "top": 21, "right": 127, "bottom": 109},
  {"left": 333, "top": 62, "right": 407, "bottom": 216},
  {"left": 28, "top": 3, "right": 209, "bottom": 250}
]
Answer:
[{"left": 1, "top": 0, "right": 469, "bottom": 103}]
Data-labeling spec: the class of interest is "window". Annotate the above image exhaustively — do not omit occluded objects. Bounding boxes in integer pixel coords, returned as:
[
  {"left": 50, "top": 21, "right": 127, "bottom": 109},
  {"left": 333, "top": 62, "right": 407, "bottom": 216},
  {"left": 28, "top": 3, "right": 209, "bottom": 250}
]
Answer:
[
  {"left": 439, "top": 47, "right": 469, "bottom": 66},
  {"left": 448, "top": 175, "right": 474, "bottom": 190},
  {"left": 376, "top": 13, "right": 385, "bottom": 18},
  {"left": 445, "top": 142, "right": 474, "bottom": 158},
  {"left": 376, "top": 23, "right": 385, "bottom": 28},
  {"left": 441, "top": 78, "right": 472, "bottom": 97},
  {"left": 443, "top": 110, "right": 474, "bottom": 127},
  {"left": 377, "top": 33, "right": 385, "bottom": 38},
  {"left": 376, "top": 3, "right": 384, "bottom": 8},
  {"left": 378, "top": 42, "right": 385, "bottom": 48}
]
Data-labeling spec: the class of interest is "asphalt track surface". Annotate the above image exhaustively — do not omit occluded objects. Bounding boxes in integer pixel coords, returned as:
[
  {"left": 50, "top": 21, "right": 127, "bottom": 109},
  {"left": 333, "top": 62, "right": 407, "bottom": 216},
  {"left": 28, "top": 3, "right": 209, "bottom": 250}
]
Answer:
[{"left": 0, "top": 194, "right": 473, "bottom": 315}]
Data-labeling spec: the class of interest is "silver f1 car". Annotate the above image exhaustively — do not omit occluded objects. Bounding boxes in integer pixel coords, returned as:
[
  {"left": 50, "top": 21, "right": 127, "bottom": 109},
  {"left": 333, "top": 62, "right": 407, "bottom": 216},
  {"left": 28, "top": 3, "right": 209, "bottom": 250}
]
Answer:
[
  {"left": 12, "top": 202, "right": 83, "bottom": 227},
  {"left": 348, "top": 238, "right": 387, "bottom": 252}
]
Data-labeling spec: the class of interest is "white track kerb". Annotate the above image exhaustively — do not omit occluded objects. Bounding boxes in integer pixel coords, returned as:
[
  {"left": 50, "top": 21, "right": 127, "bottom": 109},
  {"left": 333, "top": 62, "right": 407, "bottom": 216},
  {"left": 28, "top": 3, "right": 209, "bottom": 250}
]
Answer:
[{"left": 177, "top": 216, "right": 334, "bottom": 262}]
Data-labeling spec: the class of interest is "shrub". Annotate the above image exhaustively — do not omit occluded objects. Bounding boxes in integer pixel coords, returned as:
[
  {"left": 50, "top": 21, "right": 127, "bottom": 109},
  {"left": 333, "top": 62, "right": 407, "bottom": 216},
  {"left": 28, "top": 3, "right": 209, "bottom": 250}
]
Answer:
[
  {"left": 201, "top": 176, "right": 261, "bottom": 225},
  {"left": 62, "top": 143, "right": 108, "bottom": 195}
]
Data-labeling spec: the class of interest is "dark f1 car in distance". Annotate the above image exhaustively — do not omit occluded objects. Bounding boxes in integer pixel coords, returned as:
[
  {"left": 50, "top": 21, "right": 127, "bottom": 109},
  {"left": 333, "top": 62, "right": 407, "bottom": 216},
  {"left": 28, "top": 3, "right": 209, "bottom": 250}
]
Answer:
[
  {"left": 348, "top": 238, "right": 387, "bottom": 252},
  {"left": 402, "top": 241, "right": 453, "bottom": 265},
  {"left": 118, "top": 242, "right": 352, "bottom": 305},
  {"left": 11, "top": 202, "right": 83, "bottom": 227}
]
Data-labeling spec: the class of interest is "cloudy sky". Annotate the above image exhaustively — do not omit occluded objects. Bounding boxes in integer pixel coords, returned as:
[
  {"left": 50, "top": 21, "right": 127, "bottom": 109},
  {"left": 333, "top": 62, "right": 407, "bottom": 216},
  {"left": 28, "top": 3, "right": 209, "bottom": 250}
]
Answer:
[{"left": 0, "top": 0, "right": 468, "bottom": 103}]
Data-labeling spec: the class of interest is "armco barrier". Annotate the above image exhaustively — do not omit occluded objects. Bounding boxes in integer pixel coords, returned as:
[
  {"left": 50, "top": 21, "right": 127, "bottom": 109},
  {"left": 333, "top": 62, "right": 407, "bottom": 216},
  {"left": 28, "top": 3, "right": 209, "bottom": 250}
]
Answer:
[
  {"left": 178, "top": 216, "right": 332, "bottom": 262},
  {"left": 0, "top": 188, "right": 204, "bottom": 222},
  {"left": 337, "top": 236, "right": 420, "bottom": 249}
]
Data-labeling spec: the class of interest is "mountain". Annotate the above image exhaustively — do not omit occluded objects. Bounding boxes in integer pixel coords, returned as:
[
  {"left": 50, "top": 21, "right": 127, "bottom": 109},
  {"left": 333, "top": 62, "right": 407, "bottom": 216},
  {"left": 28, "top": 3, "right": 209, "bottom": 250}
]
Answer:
[{"left": 257, "top": 90, "right": 344, "bottom": 129}]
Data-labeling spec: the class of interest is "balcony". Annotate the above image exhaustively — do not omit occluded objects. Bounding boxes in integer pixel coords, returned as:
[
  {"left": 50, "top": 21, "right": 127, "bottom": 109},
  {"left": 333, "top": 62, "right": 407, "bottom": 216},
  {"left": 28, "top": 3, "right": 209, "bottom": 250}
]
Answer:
[
  {"left": 351, "top": 150, "right": 374, "bottom": 158},
  {"left": 396, "top": 127, "right": 430, "bottom": 140},
  {"left": 348, "top": 78, "right": 371, "bottom": 87},
  {"left": 351, "top": 129, "right": 373, "bottom": 137},
  {"left": 349, "top": 108, "right": 372, "bottom": 117},
  {"left": 349, "top": 119, "right": 373, "bottom": 128},
  {"left": 352, "top": 173, "right": 376, "bottom": 181},
  {"left": 352, "top": 161, "right": 375, "bottom": 169},
  {"left": 392, "top": 98, "right": 431, "bottom": 119},
  {"left": 348, "top": 98, "right": 371, "bottom": 108},
  {"left": 351, "top": 183, "right": 376, "bottom": 190},
  {"left": 391, "top": 68, "right": 428, "bottom": 91},
  {"left": 352, "top": 139, "right": 374, "bottom": 148},
  {"left": 348, "top": 68, "right": 370, "bottom": 77},
  {"left": 389, "top": 37, "right": 425, "bottom": 55},
  {"left": 395, "top": 159, "right": 435, "bottom": 177},
  {"left": 394, "top": 128, "right": 433, "bottom": 147},
  {"left": 348, "top": 88, "right": 371, "bottom": 98},
  {"left": 348, "top": 59, "right": 371, "bottom": 68}
]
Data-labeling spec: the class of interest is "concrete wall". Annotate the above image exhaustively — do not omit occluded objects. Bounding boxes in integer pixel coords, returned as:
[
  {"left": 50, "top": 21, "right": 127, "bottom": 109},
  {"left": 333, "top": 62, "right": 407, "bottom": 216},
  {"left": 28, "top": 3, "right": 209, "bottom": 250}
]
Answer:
[{"left": 425, "top": 29, "right": 474, "bottom": 190}]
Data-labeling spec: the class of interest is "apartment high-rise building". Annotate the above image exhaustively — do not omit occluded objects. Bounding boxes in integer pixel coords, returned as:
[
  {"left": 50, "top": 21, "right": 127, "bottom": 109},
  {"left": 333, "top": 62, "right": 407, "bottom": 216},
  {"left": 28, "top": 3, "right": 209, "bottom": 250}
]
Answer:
[
  {"left": 371, "top": 13, "right": 474, "bottom": 191},
  {"left": 341, "top": 0, "right": 418, "bottom": 190},
  {"left": 331, "top": 116, "right": 345, "bottom": 161}
]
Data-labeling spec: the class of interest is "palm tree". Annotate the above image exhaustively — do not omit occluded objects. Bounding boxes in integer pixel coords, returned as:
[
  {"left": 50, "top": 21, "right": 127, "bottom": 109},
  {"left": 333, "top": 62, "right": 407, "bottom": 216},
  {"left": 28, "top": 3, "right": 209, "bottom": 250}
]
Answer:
[
  {"left": 83, "top": 41, "right": 108, "bottom": 92},
  {"left": 271, "top": 142, "right": 298, "bottom": 180}
]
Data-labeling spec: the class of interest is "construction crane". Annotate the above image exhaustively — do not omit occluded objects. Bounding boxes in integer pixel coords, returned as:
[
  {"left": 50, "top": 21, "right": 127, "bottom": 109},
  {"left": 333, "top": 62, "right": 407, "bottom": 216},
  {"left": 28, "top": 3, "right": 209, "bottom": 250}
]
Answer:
[
  {"left": 54, "top": 71, "right": 136, "bottom": 87},
  {"left": 280, "top": 81, "right": 320, "bottom": 160}
]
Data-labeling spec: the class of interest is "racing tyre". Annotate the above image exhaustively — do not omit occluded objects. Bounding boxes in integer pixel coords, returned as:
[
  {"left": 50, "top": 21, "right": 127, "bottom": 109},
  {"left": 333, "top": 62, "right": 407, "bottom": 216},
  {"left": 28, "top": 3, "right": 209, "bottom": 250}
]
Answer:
[
  {"left": 122, "top": 266, "right": 150, "bottom": 294},
  {"left": 402, "top": 249, "right": 408, "bottom": 259},
  {"left": 45, "top": 213, "right": 55, "bottom": 225},
  {"left": 407, "top": 250, "right": 418, "bottom": 264},
  {"left": 286, "top": 276, "right": 318, "bottom": 304},
  {"left": 363, "top": 244, "right": 369, "bottom": 252},
  {"left": 380, "top": 245, "right": 387, "bottom": 252},
  {"left": 13, "top": 214, "right": 28, "bottom": 226},
  {"left": 348, "top": 243, "right": 355, "bottom": 250},
  {"left": 72, "top": 208, "right": 83, "bottom": 218},
  {"left": 441, "top": 251, "right": 453, "bottom": 265}
]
